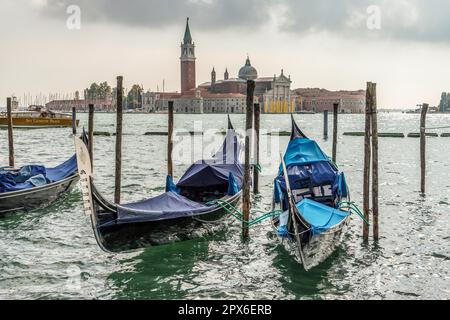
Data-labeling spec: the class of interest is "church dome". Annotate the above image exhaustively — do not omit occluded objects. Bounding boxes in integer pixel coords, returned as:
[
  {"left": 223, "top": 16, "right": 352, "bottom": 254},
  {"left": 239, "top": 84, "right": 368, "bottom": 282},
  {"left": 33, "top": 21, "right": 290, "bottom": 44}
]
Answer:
[{"left": 238, "top": 56, "right": 258, "bottom": 80}]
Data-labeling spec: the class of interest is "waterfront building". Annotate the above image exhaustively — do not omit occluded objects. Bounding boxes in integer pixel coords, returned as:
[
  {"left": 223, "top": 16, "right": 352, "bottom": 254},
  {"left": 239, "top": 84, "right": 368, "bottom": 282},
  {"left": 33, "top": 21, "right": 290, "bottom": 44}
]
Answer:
[
  {"left": 46, "top": 98, "right": 114, "bottom": 112},
  {"left": 296, "top": 88, "right": 365, "bottom": 113},
  {"left": 46, "top": 18, "right": 365, "bottom": 114}
]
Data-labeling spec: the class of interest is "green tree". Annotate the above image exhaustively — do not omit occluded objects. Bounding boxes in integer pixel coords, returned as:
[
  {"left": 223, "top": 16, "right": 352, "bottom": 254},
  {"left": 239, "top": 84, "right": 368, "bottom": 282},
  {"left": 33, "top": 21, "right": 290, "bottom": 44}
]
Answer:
[
  {"left": 98, "top": 82, "right": 112, "bottom": 99},
  {"left": 127, "top": 84, "right": 143, "bottom": 109},
  {"left": 86, "top": 81, "right": 112, "bottom": 99}
]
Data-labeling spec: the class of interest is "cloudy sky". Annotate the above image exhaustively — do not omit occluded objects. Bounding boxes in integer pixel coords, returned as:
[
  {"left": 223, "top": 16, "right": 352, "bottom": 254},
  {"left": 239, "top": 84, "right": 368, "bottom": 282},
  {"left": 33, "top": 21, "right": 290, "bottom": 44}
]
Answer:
[{"left": 1, "top": 0, "right": 450, "bottom": 108}]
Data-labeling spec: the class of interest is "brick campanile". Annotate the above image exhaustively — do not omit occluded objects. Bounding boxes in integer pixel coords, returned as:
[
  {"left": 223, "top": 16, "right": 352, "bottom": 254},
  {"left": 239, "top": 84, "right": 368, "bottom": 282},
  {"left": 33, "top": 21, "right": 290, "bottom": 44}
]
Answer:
[{"left": 180, "top": 18, "right": 196, "bottom": 94}]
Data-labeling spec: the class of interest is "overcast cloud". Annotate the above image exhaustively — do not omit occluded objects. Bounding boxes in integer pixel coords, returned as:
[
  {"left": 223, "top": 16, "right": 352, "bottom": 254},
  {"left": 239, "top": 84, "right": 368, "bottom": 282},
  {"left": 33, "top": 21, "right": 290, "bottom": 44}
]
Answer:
[
  {"left": 1, "top": 0, "right": 448, "bottom": 108},
  {"left": 38, "top": 0, "right": 450, "bottom": 43}
]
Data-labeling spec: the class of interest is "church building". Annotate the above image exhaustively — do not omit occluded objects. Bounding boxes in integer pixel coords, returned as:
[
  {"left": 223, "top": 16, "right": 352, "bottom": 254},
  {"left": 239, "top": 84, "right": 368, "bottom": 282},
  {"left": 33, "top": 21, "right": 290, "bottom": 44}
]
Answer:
[{"left": 143, "top": 18, "right": 298, "bottom": 114}]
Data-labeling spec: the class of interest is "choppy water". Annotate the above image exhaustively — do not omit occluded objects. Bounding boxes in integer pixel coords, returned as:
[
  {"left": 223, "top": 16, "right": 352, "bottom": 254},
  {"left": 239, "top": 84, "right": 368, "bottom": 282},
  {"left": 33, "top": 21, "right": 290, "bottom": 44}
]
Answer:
[{"left": 1, "top": 113, "right": 449, "bottom": 300}]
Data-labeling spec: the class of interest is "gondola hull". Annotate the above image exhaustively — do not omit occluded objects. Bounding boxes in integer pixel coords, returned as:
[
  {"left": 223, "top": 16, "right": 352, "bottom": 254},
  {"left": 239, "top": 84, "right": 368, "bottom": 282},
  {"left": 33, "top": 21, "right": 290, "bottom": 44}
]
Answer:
[
  {"left": 275, "top": 216, "right": 350, "bottom": 270},
  {"left": 92, "top": 191, "right": 242, "bottom": 253},
  {"left": 0, "top": 174, "right": 79, "bottom": 215}
]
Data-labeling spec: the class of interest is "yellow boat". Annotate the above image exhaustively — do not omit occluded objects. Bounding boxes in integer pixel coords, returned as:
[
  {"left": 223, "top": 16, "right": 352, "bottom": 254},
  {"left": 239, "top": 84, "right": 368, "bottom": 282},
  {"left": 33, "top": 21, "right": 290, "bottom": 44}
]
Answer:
[{"left": 0, "top": 106, "right": 79, "bottom": 129}]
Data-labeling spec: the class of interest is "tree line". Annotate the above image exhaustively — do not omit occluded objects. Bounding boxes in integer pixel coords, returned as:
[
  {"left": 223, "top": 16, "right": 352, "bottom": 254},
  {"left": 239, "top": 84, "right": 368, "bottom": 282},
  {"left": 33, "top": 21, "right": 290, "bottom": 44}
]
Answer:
[{"left": 84, "top": 82, "right": 144, "bottom": 109}]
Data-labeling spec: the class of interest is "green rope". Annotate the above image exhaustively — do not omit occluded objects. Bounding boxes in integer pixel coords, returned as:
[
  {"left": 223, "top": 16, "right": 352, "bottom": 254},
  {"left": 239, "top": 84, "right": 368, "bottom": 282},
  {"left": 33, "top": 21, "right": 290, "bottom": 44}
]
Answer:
[
  {"left": 209, "top": 200, "right": 282, "bottom": 227},
  {"left": 338, "top": 201, "right": 370, "bottom": 226}
]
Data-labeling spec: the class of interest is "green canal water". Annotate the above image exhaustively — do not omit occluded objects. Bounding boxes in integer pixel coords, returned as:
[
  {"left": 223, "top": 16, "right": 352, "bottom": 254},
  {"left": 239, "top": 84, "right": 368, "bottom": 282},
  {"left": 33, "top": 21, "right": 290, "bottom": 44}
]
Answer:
[{"left": 1, "top": 113, "right": 449, "bottom": 299}]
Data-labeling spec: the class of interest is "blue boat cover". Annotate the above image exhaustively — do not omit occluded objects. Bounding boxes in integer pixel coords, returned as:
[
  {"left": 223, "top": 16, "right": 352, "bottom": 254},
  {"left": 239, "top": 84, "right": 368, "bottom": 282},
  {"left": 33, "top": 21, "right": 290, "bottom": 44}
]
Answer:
[
  {"left": 177, "top": 129, "right": 244, "bottom": 188},
  {"left": 116, "top": 192, "right": 217, "bottom": 224},
  {"left": 274, "top": 161, "right": 339, "bottom": 204},
  {"left": 274, "top": 119, "right": 350, "bottom": 212},
  {"left": 165, "top": 175, "right": 181, "bottom": 194},
  {"left": 282, "top": 138, "right": 330, "bottom": 171},
  {"left": 296, "top": 199, "right": 350, "bottom": 235},
  {"left": 0, "top": 155, "right": 77, "bottom": 193},
  {"left": 333, "top": 172, "right": 349, "bottom": 198},
  {"left": 227, "top": 172, "right": 240, "bottom": 196},
  {"left": 177, "top": 161, "right": 243, "bottom": 188},
  {"left": 114, "top": 127, "right": 243, "bottom": 224}
]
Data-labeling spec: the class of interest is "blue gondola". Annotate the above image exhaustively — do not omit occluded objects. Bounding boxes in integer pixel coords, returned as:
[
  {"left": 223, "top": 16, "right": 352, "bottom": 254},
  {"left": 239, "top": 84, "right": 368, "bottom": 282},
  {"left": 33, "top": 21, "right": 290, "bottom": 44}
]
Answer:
[
  {"left": 272, "top": 115, "right": 352, "bottom": 270},
  {"left": 74, "top": 117, "right": 244, "bottom": 253}
]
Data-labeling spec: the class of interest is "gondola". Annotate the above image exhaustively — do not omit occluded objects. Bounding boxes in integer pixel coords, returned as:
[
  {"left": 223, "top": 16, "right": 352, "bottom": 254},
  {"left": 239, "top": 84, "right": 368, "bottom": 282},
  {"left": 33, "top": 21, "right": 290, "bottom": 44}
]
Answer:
[
  {"left": 272, "top": 115, "right": 353, "bottom": 270},
  {"left": 0, "top": 148, "right": 81, "bottom": 215},
  {"left": 74, "top": 117, "right": 244, "bottom": 253}
]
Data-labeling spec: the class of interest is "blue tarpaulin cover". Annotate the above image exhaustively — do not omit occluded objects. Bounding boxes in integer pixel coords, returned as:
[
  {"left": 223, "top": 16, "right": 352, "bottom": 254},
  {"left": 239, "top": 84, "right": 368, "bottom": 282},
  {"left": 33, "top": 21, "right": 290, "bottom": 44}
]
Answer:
[
  {"left": 165, "top": 175, "right": 181, "bottom": 194},
  {"left": 333, "top": 172, "right": 349, "bottom": 198},
  {"left": 116, "top": 192, "right": 216, "bottom": 224},
  {"left": 115, "top": 128, "right": 243, "bottom": 224},
  {"left": 177, "top": 129, "right": 244, "bottom": 189},
  {"left": 227, "top": 172, "right": 239, "bottom": 196},
  {"left": 296, "top": 199, "right": 350, "bottom": 235},
  {"left": 274, "top": 161, "right": 339, "bottom": 207},
  {"left": 177, "top": 161, "right": 243, "bottom": 188},
  {"left": 274, "top": 118, "right": 352, "bottom": 216},
  {"left": 281, "top": 138, "right": 330, "bottom": 172},
  {"left": 0, "top": 155, "right": 77, "bottom": 193}
]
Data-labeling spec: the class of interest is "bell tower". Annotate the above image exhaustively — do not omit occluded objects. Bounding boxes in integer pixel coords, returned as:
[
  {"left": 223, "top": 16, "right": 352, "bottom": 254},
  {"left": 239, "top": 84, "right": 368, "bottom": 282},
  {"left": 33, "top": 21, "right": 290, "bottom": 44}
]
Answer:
[
  {"left": 180, "top": 18, "right": 196, "bottom": 94},
  {"left": 211, "top": 67, "right": 216, "bottom": 86}
]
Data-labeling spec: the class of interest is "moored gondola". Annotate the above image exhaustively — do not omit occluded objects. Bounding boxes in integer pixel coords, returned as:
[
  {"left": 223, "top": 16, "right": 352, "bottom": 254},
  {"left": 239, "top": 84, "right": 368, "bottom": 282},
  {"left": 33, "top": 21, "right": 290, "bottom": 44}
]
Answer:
[
  {"left": 0, "top": 149, "right": 81, "bottom": 215},
  {"left": 272, "top": 115, "right": 354, "bottom": 270},
  {"left": 74, "top": 118, "right": 244, "bottom": 253}
]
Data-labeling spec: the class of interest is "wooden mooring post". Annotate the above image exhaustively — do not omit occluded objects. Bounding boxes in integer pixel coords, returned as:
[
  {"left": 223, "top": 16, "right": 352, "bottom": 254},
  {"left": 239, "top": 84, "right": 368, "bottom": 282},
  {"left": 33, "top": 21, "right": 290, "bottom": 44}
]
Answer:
[
  {"left": 7, "top": 98, "right": 14, "bottom": 167},
  {"left": 114, "top": 76, "right": 123, "bottom": 204},
  {"left": 363, "top": 83, "right": 373, "bottom": 241},
  {"left": 323, "top": 110, "right": 329, "bottom": 139},
  {"left": 72, "top": 107, "right": 77, "bottom": 135},
  {"left": 332, "top": 103, "right": 339, "bottom": 163},
  {"left": 370, "top": 83, "right": 379, "bottom": 241},
  {"left": 168, "top": 101, "right": 174, "bottom": 178},
  {"left": 88, "top": 104, "right": 94, "bottom": 170},
  {"left": 242, "top": 80, "right": 255, "bottom": 239},
  {"left": 420, "top": 103, "right": 429, "bottom": 195},
  {"left": 253, "top": 103, "right": 260, "bottom": 194}
]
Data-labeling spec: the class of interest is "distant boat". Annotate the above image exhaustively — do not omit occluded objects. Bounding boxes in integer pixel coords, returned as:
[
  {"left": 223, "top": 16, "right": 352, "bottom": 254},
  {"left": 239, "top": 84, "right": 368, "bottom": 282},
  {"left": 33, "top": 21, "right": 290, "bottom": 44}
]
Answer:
[{"left": 0, "top": 105, "right": 79, "bottom": 129}]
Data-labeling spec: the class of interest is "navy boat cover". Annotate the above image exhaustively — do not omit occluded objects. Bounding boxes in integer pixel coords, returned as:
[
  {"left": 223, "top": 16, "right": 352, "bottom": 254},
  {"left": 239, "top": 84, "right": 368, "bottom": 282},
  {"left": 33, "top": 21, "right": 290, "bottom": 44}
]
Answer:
[
  {"left": 116, "top": 192, "right": 216, "bottom": 224},
  {"left": 115, "top": 128, "right": 243, "bottom": 223},
  {"left": 0, "top": 155, "right": 77, "bottom": 193},
  {"left": 177, "top": 128, "right": 244, "bottom": 188}
]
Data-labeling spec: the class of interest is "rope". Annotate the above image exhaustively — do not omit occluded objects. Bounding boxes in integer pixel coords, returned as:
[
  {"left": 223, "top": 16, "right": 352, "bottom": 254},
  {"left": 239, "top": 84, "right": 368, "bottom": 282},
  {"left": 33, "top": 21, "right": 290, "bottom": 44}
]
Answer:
[
  {"left": 208, "top": 200, "right": 282, "bottom": 227},
  {"left": 338, "top": 201, "right": 370, "bottom": 226}
]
